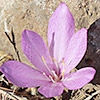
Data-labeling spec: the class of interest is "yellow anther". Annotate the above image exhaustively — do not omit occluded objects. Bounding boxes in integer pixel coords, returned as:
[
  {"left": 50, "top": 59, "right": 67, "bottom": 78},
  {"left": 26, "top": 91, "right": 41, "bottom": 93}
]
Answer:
[
  {"left": 49, "top": 56, "right": 57, "bottom": 63},
  {"left": 61, "top": 59, "right": 65, "bottom": 66},
  {"left": 49, "top": 75, "right": 52, "bottom": 78},
  {"left": 43, "top": 72, "right": 45, "bottom": 75},
  {"left": 62, "top": 69, "right": 66, "bottom": 76},
  {"left": 49, "top": 75, "right": 56, "bottom": 83},
  {"left": 41, "top": 56, "right": 46, "bottom": 64}
]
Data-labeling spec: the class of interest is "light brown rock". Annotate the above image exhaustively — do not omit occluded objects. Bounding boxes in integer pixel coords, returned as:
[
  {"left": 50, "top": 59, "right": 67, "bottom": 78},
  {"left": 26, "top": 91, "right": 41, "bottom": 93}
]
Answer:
[{"left": 0, "top": 0, "right": 100, "bottom": 67}]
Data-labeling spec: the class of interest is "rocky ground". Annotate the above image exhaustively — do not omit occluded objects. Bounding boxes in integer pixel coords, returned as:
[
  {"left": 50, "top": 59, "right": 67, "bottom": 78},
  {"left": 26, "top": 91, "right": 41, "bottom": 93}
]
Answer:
[{"left": 0, "top": 0, "right": 100, "bottom": 100}]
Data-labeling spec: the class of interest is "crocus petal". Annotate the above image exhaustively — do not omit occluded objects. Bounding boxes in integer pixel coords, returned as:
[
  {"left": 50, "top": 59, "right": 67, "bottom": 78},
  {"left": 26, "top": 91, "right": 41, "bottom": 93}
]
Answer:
[
  {"left": 48, "top": 2, "right": 75, "bottom": 62},
  {"left": 38, "top": 82, "right": 64, "bottom": 98},
  {"left": 0, "top": 61, "right": 50, "bottom": 87},
  {"left": 22, "top": 30, "right": 54, "bottom": 74},
  {"left": 63, "top": 67, "right": 96, "bottom": 90},
  {"left": 63, "top": 28, "right": 87, "bottom": 74}
]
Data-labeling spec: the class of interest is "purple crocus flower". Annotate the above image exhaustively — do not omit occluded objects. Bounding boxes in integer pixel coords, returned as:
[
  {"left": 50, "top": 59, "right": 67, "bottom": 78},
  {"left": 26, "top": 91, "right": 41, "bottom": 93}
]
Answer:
[{"left": 0, "top": 3, "right": 96, "bottom": 98}]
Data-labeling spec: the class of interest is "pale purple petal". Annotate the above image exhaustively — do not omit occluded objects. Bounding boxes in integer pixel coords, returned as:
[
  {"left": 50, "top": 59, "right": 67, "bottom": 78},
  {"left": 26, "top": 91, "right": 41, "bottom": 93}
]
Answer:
[
  {"left": 48, "top": 3, "right": 75, "bottom": 62},
  {"left": 22, "top": 30, "right": 54, "bottom": 74},
  {"left": 38, "top": 82, "right": 64, "bottom": 98},
  {"left": 0, "top": 61, "right": 50, "bottom": 87},
  {"left": 63, "top": 28, "right": 87, "bottom": 74},
  {"left": 63, "top": 67, "right": 96, "bottom": 90}
]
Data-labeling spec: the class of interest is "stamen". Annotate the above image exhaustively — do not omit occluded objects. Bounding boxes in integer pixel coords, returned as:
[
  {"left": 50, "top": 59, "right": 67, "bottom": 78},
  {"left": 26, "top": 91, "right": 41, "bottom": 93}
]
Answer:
[
  {"left": 41, "top": 56, "right": 46, "bottom": 64},
  {"left": 42, "top": 72, "right": 50, "bottom": 80},
  {"left": 49, "top": 56, "right": 57, "bottom": 63},
  {"left": 55, "top": 63, "right": 59, "bottom": 74},
  {"left": 60, "top": 59, "right": 66, "bottom": 81},
  {"left": 41, "top": 56, "right": 51, "bottom": 74},
  {"left": 49, "top": 75, "right": 52, "bottom": 78},
  {"left": 62, "top": 69, "right": 66, "bottom": 76},
  {"left": 43, "top": 72, "right": 45, "bottom": 75},
  {"left": 61, "top": 59, "right": 65, "bottom": 66},
  {"left": 60, "top": 69, "right": 66, "bottom": 81},
  {"left": 61, "top": 59, "right": 72, "bottom": 77},
  {"left": 49, "top": 75, "right": 55, "bottom": 83},
  {"left": 49, "top": 56, "right": 59, "bottom": 74},
  {"left": 52, "top": 70, "right": 58, "bottom": 79}
]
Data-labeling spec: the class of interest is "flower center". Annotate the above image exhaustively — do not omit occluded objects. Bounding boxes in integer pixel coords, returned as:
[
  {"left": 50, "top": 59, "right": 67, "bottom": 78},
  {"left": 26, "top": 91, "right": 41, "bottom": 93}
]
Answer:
[
  {"left": 44, "top": 70, "right": 61, "bottom": 83},
  {"left": 41, "top": 56, "right": 66, "bottom": 83}
]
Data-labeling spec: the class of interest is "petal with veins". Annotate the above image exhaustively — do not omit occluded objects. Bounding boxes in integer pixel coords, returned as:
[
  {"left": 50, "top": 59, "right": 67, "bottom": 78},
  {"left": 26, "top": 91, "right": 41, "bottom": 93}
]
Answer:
[
  {"left": 22, "top": 30, "right": 54, "bottom": 74},
  {"left": 48, "top": 3, "right": 75, "bottom": 62},
  {"left": 64, "top": 28, "right": 87, "bottom": 74},
  {"left": 0, "top": 61, "right": 50, "bottom": 87},
  {"left": 38, "top": 82, "right": 64, "bottom": 98},
  {"left": 63, "top": 67, "right": 96, "bottom": 90}
]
